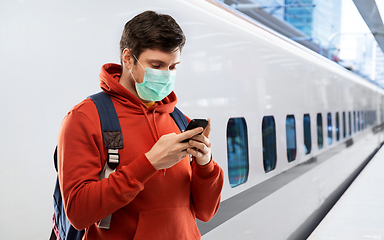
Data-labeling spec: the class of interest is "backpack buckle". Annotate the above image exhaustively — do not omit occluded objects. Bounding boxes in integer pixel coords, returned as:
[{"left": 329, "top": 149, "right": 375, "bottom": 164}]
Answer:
[{"left": 107, "top": 149, "right": 119, "bottom": 169}]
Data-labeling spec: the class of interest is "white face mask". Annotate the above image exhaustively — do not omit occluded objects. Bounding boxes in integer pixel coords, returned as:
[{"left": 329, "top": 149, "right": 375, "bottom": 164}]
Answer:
[{"left": 130, "top": 55, "right": 176, "bottom": 102}]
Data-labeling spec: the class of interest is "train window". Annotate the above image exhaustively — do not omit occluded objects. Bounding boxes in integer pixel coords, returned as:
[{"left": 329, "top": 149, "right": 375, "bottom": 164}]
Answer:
[
  {"left": 368, "top": 111, "right": 371, "bottom": 126},
  {"left": 371, "top": 110, "right": 375, "bottom": 125},
  {"left": 227, "top": 117, "right": 249, "bottom": 188},
  {"left": 376, "top": 110, "right": 379, "bottom": 124},
  {"left": 348, "top": 112, "right": 352, "bottom": 136},
  {"left": 343, "top": 112, "right": 346, "bottom": 138},
  {"left": 357, "top": 111, "right": 360, "bottom": 131},
  {"left": 353, "top": 111, "right": 356, "bottom": 133},
  {"left": 262, "top": 116, "right": 277, "bottom": 172},
  {"left": 370, "top": 111, "right": 372, "bottom": 126},
  {"left": 336, "top": 112, "right": 340, "bottom": 141},
  {"left": 371, "top": 110, "right": 374, "bottom": 125},
  {"left": 372, "top": 111, "right": 374, "bottom": 125},
  {"left": 303, "top": 114, "right": 311, "bottom": 155},
  {"left": 286, "top": 115, "right": 296, "bottom": 162},
  {"left": 381, "top": 109, "right": 384, "bottom": 124},
  {"left": 327, "top": 113, "right": 332, "bottom": 145},
  {"left": 317, "top": 113, "right": 323, "bottom": 149}
]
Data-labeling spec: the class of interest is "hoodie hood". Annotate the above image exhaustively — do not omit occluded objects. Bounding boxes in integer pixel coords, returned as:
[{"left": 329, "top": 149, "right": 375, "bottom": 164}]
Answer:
[{"left": 99, "top": 63, "right": 177, "bottom": 114}]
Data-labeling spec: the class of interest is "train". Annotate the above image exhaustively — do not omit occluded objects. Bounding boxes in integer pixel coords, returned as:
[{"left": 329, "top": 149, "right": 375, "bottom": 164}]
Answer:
[{"left": 2, "top": 0, "right": 384, "bottom": 239}]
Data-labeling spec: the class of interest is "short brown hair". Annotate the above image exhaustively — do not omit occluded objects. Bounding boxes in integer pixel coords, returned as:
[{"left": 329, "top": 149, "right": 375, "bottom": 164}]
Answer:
[{"left": 120, "top": 11, "right": 186, "bottom": 64}]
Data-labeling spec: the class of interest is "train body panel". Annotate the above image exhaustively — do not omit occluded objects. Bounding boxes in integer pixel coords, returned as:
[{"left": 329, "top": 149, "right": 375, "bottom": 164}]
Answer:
[{"left": 1, "top": 0, "right": 384, "bottom": 239}]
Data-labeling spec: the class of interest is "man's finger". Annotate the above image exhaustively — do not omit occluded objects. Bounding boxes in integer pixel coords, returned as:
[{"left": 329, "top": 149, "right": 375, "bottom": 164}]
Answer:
[
  {"left": 202, "top": 118, "right": 211, "bottom": 138},
  {"left": 179, "top": 127, "right": 204, "bottom": 142}
]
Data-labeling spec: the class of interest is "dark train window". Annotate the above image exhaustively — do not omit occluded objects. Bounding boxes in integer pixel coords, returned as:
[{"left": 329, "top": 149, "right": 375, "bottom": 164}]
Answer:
[
  {"left": 336, "top": 112, "right": 340, "bottom": 141},
  {"left": 227, "top": 118, "right": 249, "bottom": 188},
  {"left": 381, "top": 109, "right": 384, "bottom": 124},
  {"left": 286, "top": 115, "right": 296, "bottom": 162},
  {"left": 303, "top": 114, "right": 311, "bottom": 155},
  {"left": 371, "top": 111, "right": 374, "bottom": 125},
  {"left": 371, "top": 110, "right": 374, "bottom": 125},
  {"left": 361, "top": 111, "right": 364, "bottom": 129},
  {"left": 348, "top": 112, "right": 352, "bottom": 136},
  {"left": 262, "top": 116, "right": 277, "bottom": 172},
  {"left": 317, "top": 113, "right": 323, "bottom": 149},
  {"left": 353, "top": 111, "right": 356, "bottom": 133},
  {"left": 369, "top": 111, "right": 371, "bottom": 126},
  {"left": 343, "top": 112, "right": 346, "bottom": 138},
  {"left": 328, "top": 113, "right": 332, "bottom": 145},
  {"left": 357, "top": 111, "right": 361, "bottom": 131}
]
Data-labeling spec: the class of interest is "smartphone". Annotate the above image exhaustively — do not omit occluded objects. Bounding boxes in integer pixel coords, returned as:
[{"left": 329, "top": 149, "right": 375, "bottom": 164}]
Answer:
[{"left": 182, "top": 119, "right": 208, "bottom": 142}]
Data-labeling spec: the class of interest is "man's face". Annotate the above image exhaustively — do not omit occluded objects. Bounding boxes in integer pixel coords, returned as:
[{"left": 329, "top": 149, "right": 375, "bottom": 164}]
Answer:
[{"left": 131, "top": 48, "right": 181, "bottom": 84}]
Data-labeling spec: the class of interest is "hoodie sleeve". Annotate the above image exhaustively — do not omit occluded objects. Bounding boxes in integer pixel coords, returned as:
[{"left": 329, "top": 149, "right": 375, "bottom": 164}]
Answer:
[
  {"left": 58, "top": 104, "right": 157, "bottom": 230},
  {"left": 191, "top": 158, "right": 224, "bottom": 222}
]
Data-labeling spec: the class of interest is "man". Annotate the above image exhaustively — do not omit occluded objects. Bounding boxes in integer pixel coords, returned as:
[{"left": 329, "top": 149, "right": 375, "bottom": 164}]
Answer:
[{"left": 58, "top": 10, "right": 224, "bottom": 239}]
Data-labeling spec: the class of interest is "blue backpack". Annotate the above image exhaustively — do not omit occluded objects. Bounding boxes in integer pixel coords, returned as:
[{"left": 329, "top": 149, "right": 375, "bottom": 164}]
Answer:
[{"left": 50, "top": 91, "right": 188, "bottom": 240}]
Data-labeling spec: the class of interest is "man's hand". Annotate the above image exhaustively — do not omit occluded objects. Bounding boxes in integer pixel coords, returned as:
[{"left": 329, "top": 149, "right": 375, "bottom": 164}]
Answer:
[
  {"left": 187, "top": 118, "right": 212, "bottom": 166},
  {"left": 145, "top": 127, "right": 204, "bottom": 170}
]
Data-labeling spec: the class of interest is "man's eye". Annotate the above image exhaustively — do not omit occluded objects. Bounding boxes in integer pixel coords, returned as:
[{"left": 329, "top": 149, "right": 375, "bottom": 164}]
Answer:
[{"left": 151, "top": 65, "right": 161, "bottom": 68}]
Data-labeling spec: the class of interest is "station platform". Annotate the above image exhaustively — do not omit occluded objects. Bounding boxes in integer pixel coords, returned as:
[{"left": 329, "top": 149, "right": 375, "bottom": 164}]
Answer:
[{"left": 308, "top": 144, "right": 384, "bottom": 240}]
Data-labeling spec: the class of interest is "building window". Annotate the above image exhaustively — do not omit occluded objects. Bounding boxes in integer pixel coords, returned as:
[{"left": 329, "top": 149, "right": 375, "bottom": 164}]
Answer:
[
  {"left": 317, "top": 113, "right": 323, "bottom": 149},
  {"left": 328, "top": 113, "right": 332, "bottom": 145},
  {"left": 262, "top": 116, "right": 277, "bottom": 172},
  {"left": 286, "top": 115, "right": 297, "bottom": 162},
  {"left": 303, "top": 114, "right": 311, "bottom": 155},
  {"left": 353, "top": 111, "right": 356, "bottom": 133},
  {"left": 336, "top": 112, "right": 340, "bottom": 141},
  {"left": 227, "top": 117, "right": 249, "bottom": 188},
  {"left": 348, "top": 111, "right": 352, "bottom": 136}
]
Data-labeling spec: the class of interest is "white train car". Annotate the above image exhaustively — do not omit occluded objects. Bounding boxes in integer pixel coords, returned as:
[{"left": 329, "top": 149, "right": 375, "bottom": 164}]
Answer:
[{"left": 1, "top": 0, "right": 384, "bottom": 239}]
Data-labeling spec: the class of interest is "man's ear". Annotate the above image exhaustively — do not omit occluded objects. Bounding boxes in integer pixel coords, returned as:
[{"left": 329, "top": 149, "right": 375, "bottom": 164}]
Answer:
[{"left": 122, "top": 48, "right": 133, "bottom": 69}]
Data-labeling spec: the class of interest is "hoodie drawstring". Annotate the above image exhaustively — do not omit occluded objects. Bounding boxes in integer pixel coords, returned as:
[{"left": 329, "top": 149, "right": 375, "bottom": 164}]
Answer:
[
  {"left": 152, "top": 109, "right": 161, "bottom": 140},
  {"left": 140, "top": 105, "right": 167, "bottom": 176},
  {"left": 140, "top": 105, "right": 158, "bottom": 143}
]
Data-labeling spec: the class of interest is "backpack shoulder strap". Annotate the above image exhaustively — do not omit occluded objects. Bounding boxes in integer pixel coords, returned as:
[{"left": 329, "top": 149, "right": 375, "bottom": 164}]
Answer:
[
  {"left": 170, "top": 106, "right": 188, "bottom": 132},
  {"left": 89, "top": 91, "right": 123, "bottom": 170},
  {"left": 89, "top": 91, "right": 123, "bottom": 229},
  {"left": 89, "top": 92, "right": 124, "bottom": 149}
]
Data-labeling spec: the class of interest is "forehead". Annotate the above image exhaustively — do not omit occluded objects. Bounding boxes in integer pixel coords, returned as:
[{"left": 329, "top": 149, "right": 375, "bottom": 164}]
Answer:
[{"left": 139, "top": 48, "right": 181, "bottom": 64}]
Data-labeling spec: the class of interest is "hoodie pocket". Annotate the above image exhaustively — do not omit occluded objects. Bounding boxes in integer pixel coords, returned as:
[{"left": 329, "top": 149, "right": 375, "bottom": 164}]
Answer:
[{"left": 133, "top": 206, "right": 200, "bottom": 240}]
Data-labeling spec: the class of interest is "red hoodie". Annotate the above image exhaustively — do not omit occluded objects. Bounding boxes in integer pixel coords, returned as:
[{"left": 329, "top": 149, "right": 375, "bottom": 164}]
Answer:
[{"left": 57, "top": 63, "right": 224, "bottom": 240}]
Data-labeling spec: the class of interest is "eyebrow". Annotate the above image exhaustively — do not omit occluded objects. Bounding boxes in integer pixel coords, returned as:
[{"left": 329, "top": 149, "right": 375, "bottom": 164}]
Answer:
[{"left": 148, "top": 59, "right": 181, "bottom": 65}]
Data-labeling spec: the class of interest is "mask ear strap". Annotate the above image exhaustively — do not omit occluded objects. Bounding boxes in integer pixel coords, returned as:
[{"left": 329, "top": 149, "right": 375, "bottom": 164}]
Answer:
[
  {"left": 133, "top": 55, "right": 145, "bottom": 70},
  {"left": 129, "top": 68, "right": 138, "bottom": 84}
]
